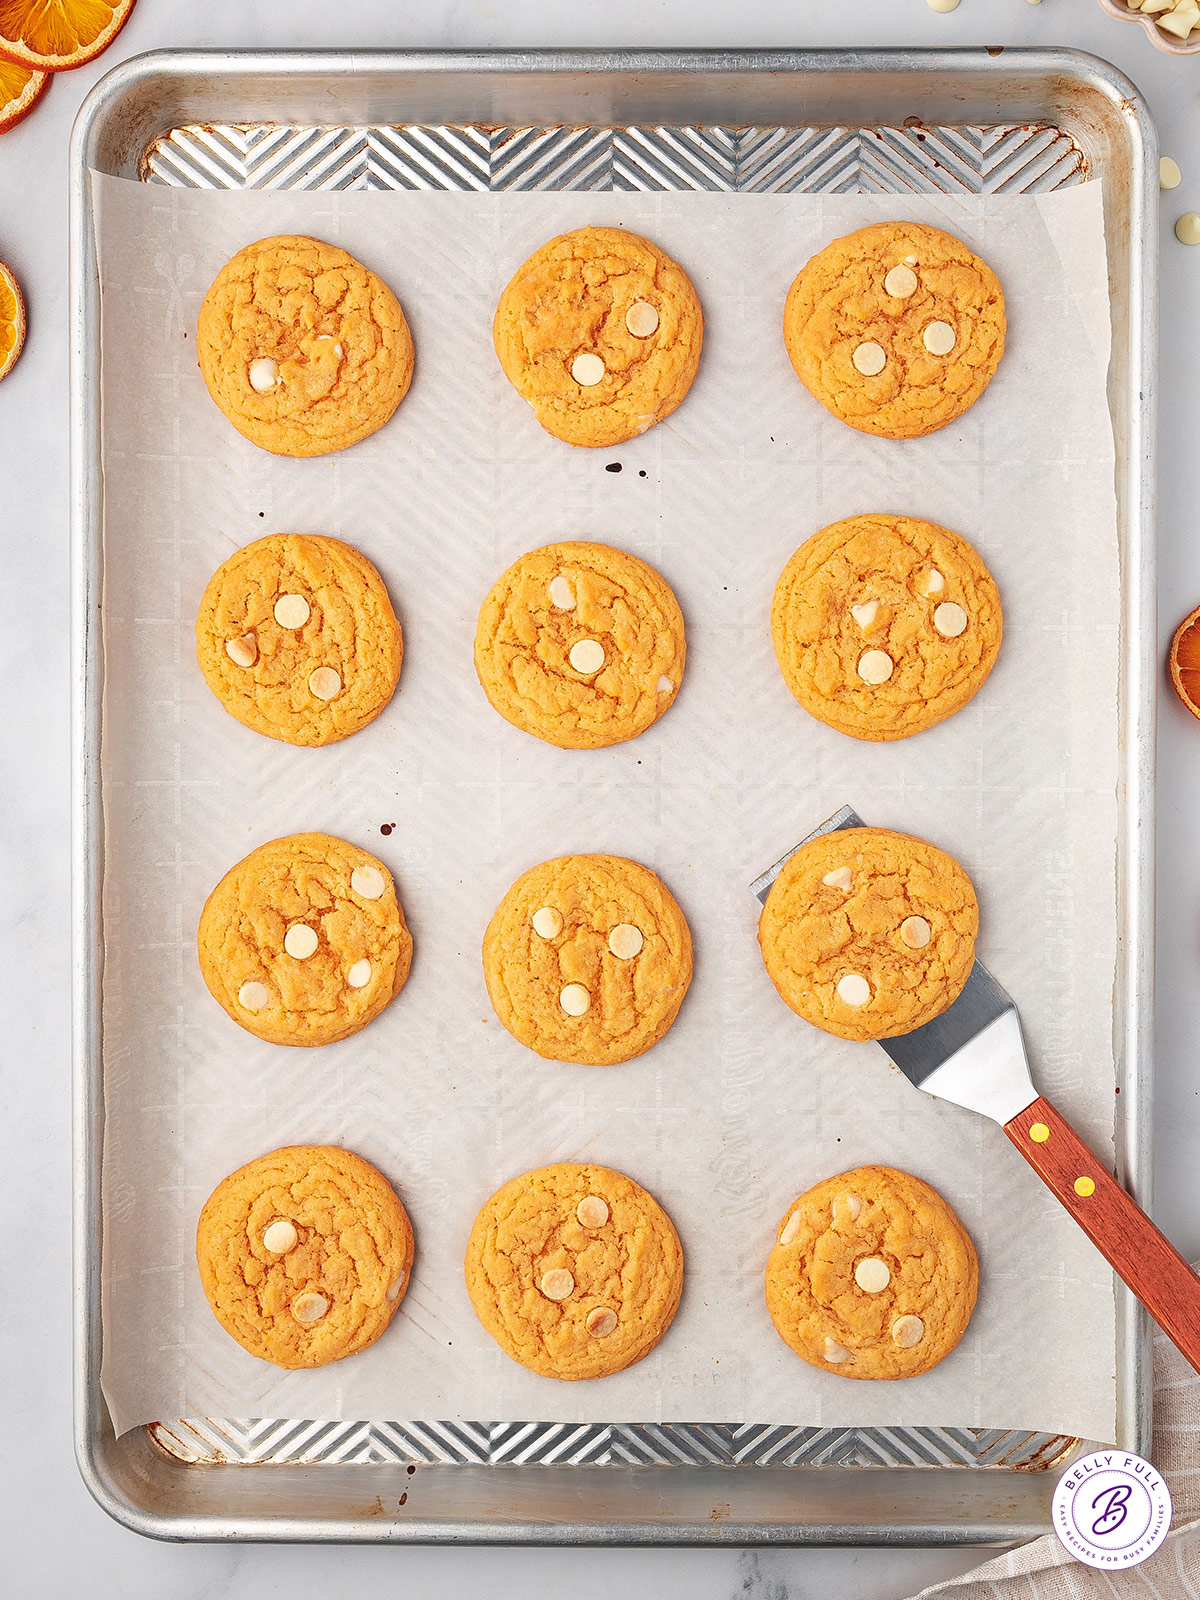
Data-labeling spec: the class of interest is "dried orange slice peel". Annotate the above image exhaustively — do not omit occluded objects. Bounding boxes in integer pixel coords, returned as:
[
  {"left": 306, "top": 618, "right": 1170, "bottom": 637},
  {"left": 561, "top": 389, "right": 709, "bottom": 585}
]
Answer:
[
  {"left": 0, "top": 0, "right": 135, "bottom": 72},
  {"left": 0, "top": 261, "right": 25, "bottom": 383},
  {"left": 0, "top": 58, "right": 47, "bottom": 131},
  {"left": 1169, "top": 604, "right": 1200, "bottom": 720}
]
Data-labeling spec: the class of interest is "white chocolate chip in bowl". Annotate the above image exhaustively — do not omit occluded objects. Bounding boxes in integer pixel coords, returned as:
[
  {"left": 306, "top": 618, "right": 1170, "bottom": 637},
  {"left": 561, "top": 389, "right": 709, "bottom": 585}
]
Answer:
[
  {"left": 778, "top": 1210, "right": 803, "bottom": 1246},
  {"left": 540, "top": 1268, "right": 575, "bottom": 1301},
  {"left": 933, "top": 602, "right": 968, "bottom": 638},
  {"left": 346, "top": 959, "right": 372, "bottom": 989},
  {"left": 822, "top": 867, "right": 853, "bottom": 892},
  {"left": 351, "top": 865, "right": 386, "bottom": 901},
  {"left": 625, "top": 300, "right": 660, "bottom": 338},
  {"left": 571, "top": 352, "right": 606, "bottom": 386},
  {"left": 854, "top": 1256, "right": 891, "bottom": 1294},
  {"left": 532, "top": 906, "right": 564, "bottom": 940},
  {"left": 284, "top": 923, "right": 319, "bottom": 960},
  {"left": 608, "top": 923, "right": 644, "bottom": 960},
  {"left": 292, "top": 1291, "right": 329, "bottom": 1324},
  {"left": 273, "top": 593, "right": 310, "bottom": 629},
  {"left": 262, "top": 1219, "right": 298, "bottom": 1254},
  {"left": 549, "top": 575, "right": 575, "bottom": 610},
  {"left": 857, "top": 649, "right": 893, "bottom": 686},
  {"left": 836, "top": 973, "right": 871, "bottom": 1007},
  {"left": 248, "top": 356, "right": 280, "bottom": 391},
  {"left": 577, "top": 1196, "right": 609, "bottom": 1229},
  {"left": 884, "top": 263, "right": 918, "bottom": 298},
  {"left": 587, "top": 1306, "right": 618, "bottom": 1338},
  {"left": 308, "top": 666, "right": 342, "bottom": 701},
  {"left": 237, "top": 980, "right": 270, "bottom": 1012},
  {"left": 559, "top": 983, "right": 591, "bottom": 1017},
  {"left": 823, "top": 1337, "right": 851, "bottom": 1363},
  {"left": 852, "top": 340, "right": 887, "bottom": 377},
  {"left": 225, "top": 633, "right": 258, "bottom": 668},
  {"left": 923, "top": 320, "right": 957, "bottom": 356},
  {"left": 569, "top": 638, "right": 606, "bottom": 675},
  {"left": 892, "top": 1314, "right": 925, "bottom": 1348},
  {"left": 850, "top": 600, "right": 878, "bottom": 630}
]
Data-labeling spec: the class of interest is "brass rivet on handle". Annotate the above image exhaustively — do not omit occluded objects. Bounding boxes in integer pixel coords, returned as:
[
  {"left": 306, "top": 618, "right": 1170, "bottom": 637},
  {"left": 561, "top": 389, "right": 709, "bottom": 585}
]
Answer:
[
  {"left": 1029, "top": 1122, "right": 1050, "bottom": 1143},
  {"left": 1074, "top": 1176, "right": 1096, "bottom": 1198}
]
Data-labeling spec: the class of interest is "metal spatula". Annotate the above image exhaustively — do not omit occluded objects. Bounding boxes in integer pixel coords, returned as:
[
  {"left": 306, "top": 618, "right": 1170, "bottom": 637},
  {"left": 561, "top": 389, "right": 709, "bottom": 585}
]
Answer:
[{"left": 752, "top": 804, "right": 1200, "bottom": 1374}]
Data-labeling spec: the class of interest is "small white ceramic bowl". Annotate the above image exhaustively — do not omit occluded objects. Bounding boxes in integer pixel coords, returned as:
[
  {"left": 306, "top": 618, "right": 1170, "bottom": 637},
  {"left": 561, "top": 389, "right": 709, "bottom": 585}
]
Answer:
[{"left": 1096, "top": 0, "right": 1200, "bottom": 55}]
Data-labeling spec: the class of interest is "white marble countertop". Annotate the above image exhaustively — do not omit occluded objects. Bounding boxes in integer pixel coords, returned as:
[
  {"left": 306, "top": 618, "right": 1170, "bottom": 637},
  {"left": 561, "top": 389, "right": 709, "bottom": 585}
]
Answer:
[{"left": 2, "top": 0, "right": 1198, "bottom": 1594}]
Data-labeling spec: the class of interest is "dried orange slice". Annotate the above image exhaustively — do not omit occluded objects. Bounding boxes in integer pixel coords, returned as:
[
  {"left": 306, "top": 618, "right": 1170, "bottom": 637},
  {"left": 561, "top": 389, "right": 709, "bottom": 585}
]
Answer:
[
  {"left": 1170, "top": 604, "right": 1200, "bottom": 720},
  {"left": 0, "top": 261, "right": 25, "bottom": 383},
  {"left": 0, "top": 0, "right": 135, "bottom": 73},
  {"left": 0, "top": 59, "right": 47, "bottom": 131}
]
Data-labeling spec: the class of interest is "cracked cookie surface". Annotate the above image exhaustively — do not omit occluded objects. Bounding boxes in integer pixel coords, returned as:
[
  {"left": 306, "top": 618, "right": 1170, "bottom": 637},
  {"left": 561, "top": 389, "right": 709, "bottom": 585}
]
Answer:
[
  {"left": 196, "top": 1144, "right": 414, "bottom": 1369},
  {"left": 783, "top": 221, "right": 1005, "bottom": 439},
  {"left": 493, "top": 226, "right": 703, "bottom": 448},
  {"left": 197, "top": 234, "right": 414, "bottom": 457},
  {"left": 758, "top": 827, "right": 977, "bottom": 1042},
  {"left": 474, "top": 541, "right": 685, "bottom": 749},
  {"left": 483, "top": 854, "right": 692, "bottom": 1065},
  {"left": 465, "top": 1162, "right": 683, "bottom": 1379},
  {"left": 771, "top": 513, "right": 1002, "bottom": 742},
  {"left": 197, "top": 832, "right": 412, "bottom": 1047},
  {"left": 195, "top": 533, "right": 403, "bottom": 747},
  {"left": 766, "top": 1165, "right": 978, "bottom": 1380}
]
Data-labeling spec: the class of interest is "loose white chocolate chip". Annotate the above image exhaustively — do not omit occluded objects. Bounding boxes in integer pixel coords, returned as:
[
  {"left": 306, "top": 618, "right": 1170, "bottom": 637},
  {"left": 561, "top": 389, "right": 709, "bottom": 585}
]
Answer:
[
  {"left": 292, "top": 1292, "right": 329, "bottom": 1324},
  {"left": 351, "top": 865, "right": 386, "bottom": 901},
  {"left": 836, "top": 973, "right": 871, "bottom": 1007},
  {"left": 225, "top": 633, "right": 258, "bottom": 668},
  {"left": 921, "top": 568, "right": 946, "bottom": 597},
  {"left": 386, "top": 1275, "right": 405, "bottom": 1301},
  {"left": 822, "top": 867, "right": 853, "bottom": 891},
  {"left": 284, "top": 923, "right": 318, "bottom": 960},
  {"left": 532, "top": 906, "right": 564, "bottom": 940},
  {"left": 923, "top": 320, "right": 957, "bottom": 356},
  {"left": 569, "top": 638, "right": 606, "bottom": 675},
  {"left": 657, "top": 675, "right": 674, "bottom": 693},
  {"left": 346, "top": 959, "right": 371, "bottom": 989},
  {"left": 273, "top": 593, "right": 310, "bottom": 629},
  {"left": 549, "top": 575, "right": 575, "bottom": 610},
  {"left": 900, "top": 915, "right": 931, "bottom": 949},
  {"left": 854, "top": 1256, "right": 892, "bottom": 1294},
  {"left": 933, "top": 602, "right": 968, "bottom": 638},
  {"left": 1161, "top": 157, "right": 1183, "bottom": 191},
  {"left": 571, "top": 352, "right": 606, "bottom": 386},
  {"left": 237, "top": 981, "right": 270, "bottom": 1012},
  {"left": 308, "top": 666, "right": 342, "bottom": 701},
  {"left": 262, "top": 1219, "right": 298, "bottom": 1254},
  {"left": 587, "top": 1307, "right": 618, "bottom": 1338},
  {"left": 560, "top": 983, "right": 591, "bottom": 1017},
  {"left": 625, "top": 300, "right": 660, "bottom": 338},
  {"left": 608, "top": 923, "right": 644, "bottom": 960},
  {"left": 778, "top": 1210, "right": 803, "bottom": 1246},
  {"left": 857, "top": 649, "right": 894, "bottom": 685},
  {"left": 248, "top": 356, "right": 279, "bottom": 391},
  {"left": 926, "top": 0, "right": 960, "bottom": 10},
  {"left": 850, "top": 600, "right": 878, "bottom": 630},
  {"left": 892, "top": 1314, "right": 925, "bottom": 1348},
  {"left": 540, "top": 1268, "right": 575, "bottom": 1301},
  {"left": 884, "top": 263, "right": 918, "bottom": 298},
  {"left": 577, "top": 1196, "right": 609, "bottom": 1228},
  {"left": 852, "top": 340, "right": 887, "bottom": 376},
  {"left": 824, "top": 1338, "right": 852, "bottom": 1363},
  {"left": 1176, "top": 214, "right": 1200, "bottom": 247}
]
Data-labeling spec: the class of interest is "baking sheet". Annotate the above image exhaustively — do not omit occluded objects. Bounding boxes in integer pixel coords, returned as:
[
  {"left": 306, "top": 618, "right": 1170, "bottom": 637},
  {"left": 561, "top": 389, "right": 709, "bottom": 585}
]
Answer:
[{"left": 93, "top": 173, "right": 1119, "bottom": 1441}]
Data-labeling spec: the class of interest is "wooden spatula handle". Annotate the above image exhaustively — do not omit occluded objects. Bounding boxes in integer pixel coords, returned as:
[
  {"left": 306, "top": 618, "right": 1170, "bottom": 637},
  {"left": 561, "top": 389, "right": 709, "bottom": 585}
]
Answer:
[{"left": 1005, "top": 1096, "right": 1200, "bottom": 1373}]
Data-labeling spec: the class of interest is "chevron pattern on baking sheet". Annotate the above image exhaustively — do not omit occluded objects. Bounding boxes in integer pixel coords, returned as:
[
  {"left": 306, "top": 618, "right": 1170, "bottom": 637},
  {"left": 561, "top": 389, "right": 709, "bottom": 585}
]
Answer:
[{"left": 142, "top": 123, "right": 1086, "bottom": 194}]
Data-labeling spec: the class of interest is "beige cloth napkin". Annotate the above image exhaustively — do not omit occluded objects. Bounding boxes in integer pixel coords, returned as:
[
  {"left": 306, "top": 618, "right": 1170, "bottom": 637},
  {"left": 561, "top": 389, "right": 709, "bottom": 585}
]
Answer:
[{"left": 910, "top": 1319, "right": 1200, "bottom": 1599}]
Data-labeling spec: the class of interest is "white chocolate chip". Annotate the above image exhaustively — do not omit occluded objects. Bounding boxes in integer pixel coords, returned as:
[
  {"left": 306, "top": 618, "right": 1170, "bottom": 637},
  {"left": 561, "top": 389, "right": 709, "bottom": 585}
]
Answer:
[
  {"left": 608, "top": 923, "right": 644, "bottom": 960},
  {"left": 587, "top": 1306, "right": 618, "bottom": 1338},
  {"left": 262, "top": 1219, "right": 298, "bottom": 1254},
  {"left": 920, "top": 568, "right": 945, "bottom": 597},
  {"left": 532, "top": 906, "right": 564, "bottom": 940},
  {"left": 822, "top": 867, "right": 853, "bottom": 891},
  {"left": 836, "top": 973, "right": 871, "bottom": 1007},
  {"left": 933, "top": 602, "right": 968, "bottom": 638},
  {"left": 824, "top": 1337, "right": 852, "bottom": 1363},
  {"left": 292, "top": 1291, "right": 329, "bottom": 1324},
  {"left": 926, "top": 0, "right": 960, "bottom": 9},
  {"left": 778, "top": 1210, "right": 803, "bottom": 1246},
  {"left": 904, "top": 254, "right": 918, "bottom": 264},
  {"left": 571, "top": 352, "right": 606, "bottom": 386},
  {"left": 549, "top": 575, "right": 575, "bottom": 610},
  {"left": 884, "top": 263, "right": 918, "bottom": 298},
  {"left": 559, "top": 983, "right": 591, "bottom": 1017},
  {"left": 656, "top": 675, "right": 674, "bottom": 693},
  {"left": 273, "top": 593, "right": 310, "bottom": 629},
  {"left": 900, "top": 915, "right": 931, "bottom": 949},
  {"left": 577, "top": 1196, "right": 609, "bottom": 1228},
  {"left": 850, "top": 600, "right": 878, "bottom": 630},
  {"left": 540, "top": 1268, "right": 575, "bottom": 1301},
  {"left": 854, "top": 1256, "right": 891, "bottom": 1294},
  {"left": 225, "top": 633, "right": 258, "bottom": 668},
  {"left": 852, "top": 340, "right": 887, "bottom": 376},
  {"left": 284, "top": 923, "right": 318, "bottom": 960},
  {"left": 248, "top": 357, "right": 279, "bottom": 391},
  {"left": 569, "top": 638, "right": 606, "bottom": 674},
  {"left": 1161, "top": 157, "right": 1182, "bottom": 191},
  {"left": 351, "top": 865, "right": 386, "bottom": 900},
  {"left": 346, "top": 959, "right": 371, "bottom": 989},
  {"left": 892, "top": 1314, "right": 925, "bottom": 1348},
  {"left": 386, "top": 1275, "right": 405, "bottom": 1301},
  {"left": 1176, "top": 213, "right": 1200, "bottom": 247},
  {"left": 1160, "top": 5, "right": 1200, "bottom": 36},
  {"left": 625, "top": 300, "right": 660, "bottom": 338},
  {"left": 857, "top": 649, "right": 893, "bottom": 685},
  {"left": 832, "top": 1192, "right": 862, "bottom": 1223},
  {"left": 237, "top": 980, "right": 270, "bottom": 1012},
  {"left": 923, "top": 320, "right": 957, "bottom": 356},
  {"left": 308, "top": 666, "right": 342, "bottom": 701}
]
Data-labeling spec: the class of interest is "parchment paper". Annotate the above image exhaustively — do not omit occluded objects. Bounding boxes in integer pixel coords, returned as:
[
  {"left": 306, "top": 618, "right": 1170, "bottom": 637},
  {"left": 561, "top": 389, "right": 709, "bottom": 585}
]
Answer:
[{"left": 93, "top": 173, "right": 1120, "bottom": 1441}]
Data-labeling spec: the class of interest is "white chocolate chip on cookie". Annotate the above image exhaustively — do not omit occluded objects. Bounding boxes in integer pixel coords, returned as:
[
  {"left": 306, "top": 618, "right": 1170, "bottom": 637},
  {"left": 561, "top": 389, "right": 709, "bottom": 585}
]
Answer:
[
  {"left": 625, "top": 301, "right": 660, "bottom": 338},
  {"left": 351, "top": 865, "right": 386, "bottom": 901},
  {"left": 884, "top": 263, "right": 918, "bottom": 298},
  {"left": 587, "top": 1306, "right": 618, "bottom": 1337},
  {"left": 852, "top": 340, "right": 887, "bottom": 376},
  {"left": 225, "top": 633, "right": 258, "bottom": 668},
  {"left": 822, "top": 867, "right": 853, "bottom": 891},
  {"left": 571, "top": 352, "right": 606, "bottom": 386},
  {"left": 657, "top": 675, "right": 674, "bottom": 693},
  {"left": 608, "top": 923, "right": 644, "bottom": 959},
  {"left": 262, "top": 1219, "right": 298, "bottom": 1254},
  {"left": 824, "top": 1337, "right": 851, "bottom": 1362},
  {"left": 532, "top": 906, "right": 564, "bottom": 940},
  {"left": 892, "top": 1314, "right": 925, "bottom": 1348},
  {"left": 569, "top": 638, "right": 606, "bottom": 675},
  {"left": 284, "top": 923, "right": 318, "bottom": 960},
  {"left": 901, "top": 916, "right": 931, "bottom": 949},
  {"left": 854, "top": 1256, "right": 891, "bottom": 1294},
  {"left": 549, "top": 575, "right": 575, "bottom": 610},
  {"left": 559, "top": 983, "right": 591, "bottom": 1017},
  {"left": 248, "top": 357, "right": 280, "bottom": 391},
  {"left": 577, "top": 1196, "right": 610, "bottom": 1228},
  {"left": 346, "top": 959, "right": 371, "bottom": 989},
  {"left": 857, "top": 649, "right": 893, "bottom": 685},
  {"left": 923, "top": 320, "right": 957, "bottom": 356},
  {"left": 836, "top": 973, "right": 871, "bottom": 1007},
  {"left": 851, "top": 600, "right": 878, "bottom": 630},
  {"left": 540, "top": 1268, "right": 575, "bottom": 1301},
  {"left": 308, "top": 666, "right": 342, "bottom": 701},
  {"left": 933, "top": 602, "right": 968, "bottom": 637},
  {"left": 273, "top": 593, "right": 310, "bottom": 629},
  {"left": 237, "top": 981, "right": 270, "bottom": 1012},
  {"left": 292, "top": 1292, "right": 329, "bottom": 1324}
]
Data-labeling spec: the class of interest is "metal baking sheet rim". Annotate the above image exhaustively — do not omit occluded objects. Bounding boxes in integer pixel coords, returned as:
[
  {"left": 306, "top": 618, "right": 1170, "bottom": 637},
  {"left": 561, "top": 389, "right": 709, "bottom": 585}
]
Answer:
[{"left": 68, "top": 46, "right": 1158, "bottom": 1545}]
